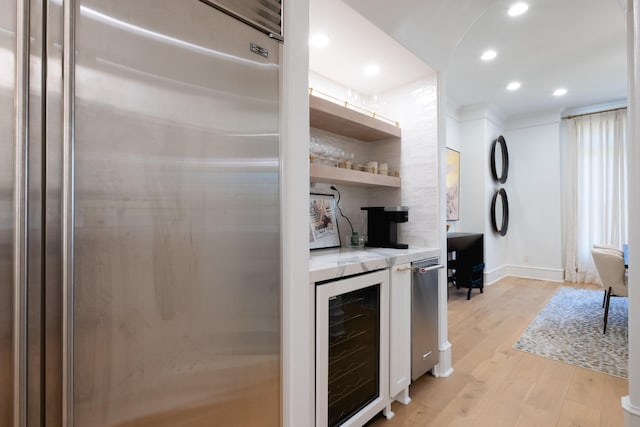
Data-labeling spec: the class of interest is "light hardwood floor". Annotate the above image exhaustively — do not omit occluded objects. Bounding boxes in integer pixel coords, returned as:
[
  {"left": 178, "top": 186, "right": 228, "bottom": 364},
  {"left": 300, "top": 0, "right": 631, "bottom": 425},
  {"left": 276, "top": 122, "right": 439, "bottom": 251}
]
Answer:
[{"left": 369, "top": 277, "right": 628, "bottom": 427}]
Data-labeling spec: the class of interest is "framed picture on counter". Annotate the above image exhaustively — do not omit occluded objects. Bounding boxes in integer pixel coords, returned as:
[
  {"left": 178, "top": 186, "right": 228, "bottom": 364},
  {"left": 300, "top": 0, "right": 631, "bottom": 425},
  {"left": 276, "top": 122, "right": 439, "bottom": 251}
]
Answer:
[{"left": 310, "top": 193, "right": 341, "bottom": 250}]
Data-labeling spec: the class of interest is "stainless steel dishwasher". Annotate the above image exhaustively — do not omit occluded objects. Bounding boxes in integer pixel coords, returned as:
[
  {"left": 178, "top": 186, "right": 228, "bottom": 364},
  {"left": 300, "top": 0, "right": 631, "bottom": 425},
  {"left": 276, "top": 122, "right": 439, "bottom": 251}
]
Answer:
[{"left": 411, "top": 258, "right": 443, "bottom": 380}]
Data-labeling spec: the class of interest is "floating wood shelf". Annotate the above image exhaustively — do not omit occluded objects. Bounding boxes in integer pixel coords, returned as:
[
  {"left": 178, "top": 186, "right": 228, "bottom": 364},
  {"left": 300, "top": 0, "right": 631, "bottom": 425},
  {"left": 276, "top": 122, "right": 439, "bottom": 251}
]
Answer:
[
  {"left": 310, "top": 164, "right": 401, "bottom": 188},
  {"left": 309, "top": 94, "right": 401, "bottom": 141}
]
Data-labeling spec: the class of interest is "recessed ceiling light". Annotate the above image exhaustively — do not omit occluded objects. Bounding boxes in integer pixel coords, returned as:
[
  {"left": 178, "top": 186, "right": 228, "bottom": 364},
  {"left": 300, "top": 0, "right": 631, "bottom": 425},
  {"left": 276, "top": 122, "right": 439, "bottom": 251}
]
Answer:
[
  {"left": 481, "top": 50, "right": 497, "bottom": 61},
  {"left": 310, "top": 34, "right": 329, "bottom": 48},
  {"left": 363, "top": 64, "right": 380, "bottom": 77},
  {"left": 507, "top": 81, "right": 521, "bottom": 91},
  {"left": 508, "top": 2, "right": 529, "bottom": 16},
  {"left": 553, "top": 88, "right": 567, "bottom": 96}
]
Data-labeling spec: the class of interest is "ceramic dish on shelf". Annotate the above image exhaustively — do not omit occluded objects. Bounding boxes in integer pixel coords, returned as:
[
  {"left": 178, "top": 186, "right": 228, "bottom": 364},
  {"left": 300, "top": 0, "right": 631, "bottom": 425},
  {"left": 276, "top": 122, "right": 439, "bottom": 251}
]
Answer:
[{"left": 366, "top": 161, "right": 378, "bottom": 174}]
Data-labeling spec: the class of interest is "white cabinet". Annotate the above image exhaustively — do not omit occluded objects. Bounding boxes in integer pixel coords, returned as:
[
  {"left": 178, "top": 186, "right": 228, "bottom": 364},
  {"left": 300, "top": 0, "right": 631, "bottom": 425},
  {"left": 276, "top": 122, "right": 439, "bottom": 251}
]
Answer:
[
  {"left": 310, "top": 248, "right": 442, "bottom": 424},
  {"left": 389, "top": 263, "right": 412, "bottom": 404}
]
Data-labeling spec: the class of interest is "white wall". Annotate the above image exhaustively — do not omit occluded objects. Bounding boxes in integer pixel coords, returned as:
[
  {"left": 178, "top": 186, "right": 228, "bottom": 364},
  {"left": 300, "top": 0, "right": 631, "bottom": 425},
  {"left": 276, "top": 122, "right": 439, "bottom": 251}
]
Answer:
[
  {"left": 503, "top": 112, "right": 564, "bottom": 281},
  {"left": 453, "top": 105, "right": 507, "bottom": 281},
  {"left": 447, "top": 104, "right": 566, "bottom": 284},
  {"left": 281, "top": 1, "right": 313, "bottom": 426},
  {"left": 456, "top": 106, "right": 504, "bottom": 235},
  {"left": 456, "top": 118, "right": 485, "bottom": 233},
  {"left": 484, "top": 115, "right": 510, "bottom": 282},
  {"left": 445, "top": 106, "right": 461, "bottom": 152},
  {"left": 623, "top": 1, "right": 640, "bottom": 424}
]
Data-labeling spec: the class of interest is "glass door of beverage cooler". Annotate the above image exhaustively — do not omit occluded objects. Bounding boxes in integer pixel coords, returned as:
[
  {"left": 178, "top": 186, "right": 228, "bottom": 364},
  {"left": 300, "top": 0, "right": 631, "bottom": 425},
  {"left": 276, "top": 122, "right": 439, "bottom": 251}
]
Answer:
[{"left": 316, "top": 270, "right": 390, "bottom": 427}]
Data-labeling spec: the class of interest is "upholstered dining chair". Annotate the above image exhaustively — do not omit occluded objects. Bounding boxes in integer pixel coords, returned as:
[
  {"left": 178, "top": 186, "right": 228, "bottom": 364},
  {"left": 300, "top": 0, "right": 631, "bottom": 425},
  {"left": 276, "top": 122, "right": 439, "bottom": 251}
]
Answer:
[
  {"left": 593, "top": 244, "right": 623, "bottom": 255},
  {"left": 591, "top": 247, "right": 628, "bottom": 333},
  {"left": 592, "top": 244, "right": 624, "bottom": 307}
]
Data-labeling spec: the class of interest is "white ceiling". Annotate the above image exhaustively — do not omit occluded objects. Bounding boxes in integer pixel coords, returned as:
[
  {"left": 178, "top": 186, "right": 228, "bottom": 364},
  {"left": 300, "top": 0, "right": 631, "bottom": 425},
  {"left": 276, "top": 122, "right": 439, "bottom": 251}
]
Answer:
[
  {"left": 308, "top": 0, "right": 436, "bottom": 95},
  {"left": 309, "top": 0, "right": 627, "bottom": 118}
]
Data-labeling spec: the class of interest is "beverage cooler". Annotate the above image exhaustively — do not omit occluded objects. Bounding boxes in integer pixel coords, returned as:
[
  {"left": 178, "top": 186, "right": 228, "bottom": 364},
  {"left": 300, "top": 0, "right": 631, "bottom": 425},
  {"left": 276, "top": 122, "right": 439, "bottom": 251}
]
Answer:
[{"left": 315, "top": 270, "right": 390, "bottom": 427}]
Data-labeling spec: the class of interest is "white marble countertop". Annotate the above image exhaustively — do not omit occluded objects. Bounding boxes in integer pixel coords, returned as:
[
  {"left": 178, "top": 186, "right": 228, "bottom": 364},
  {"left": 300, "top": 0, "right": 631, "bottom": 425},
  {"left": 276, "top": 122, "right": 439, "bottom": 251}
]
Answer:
[{"left": 309, "top": 246, "right": 440, "bottom": 283}]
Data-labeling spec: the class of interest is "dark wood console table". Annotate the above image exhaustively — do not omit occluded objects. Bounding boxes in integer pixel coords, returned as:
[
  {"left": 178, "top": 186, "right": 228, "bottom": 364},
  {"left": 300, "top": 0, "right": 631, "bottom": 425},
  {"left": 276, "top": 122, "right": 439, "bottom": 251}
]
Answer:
[{"left": 447, "top": 233, "right": 484, "bottom": 299}]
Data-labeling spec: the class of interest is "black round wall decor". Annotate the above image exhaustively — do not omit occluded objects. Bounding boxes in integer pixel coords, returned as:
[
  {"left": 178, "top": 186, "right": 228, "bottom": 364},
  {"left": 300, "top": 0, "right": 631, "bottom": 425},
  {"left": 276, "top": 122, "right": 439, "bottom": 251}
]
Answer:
[
  {"left": 491, "top": 188, "right": 509, "bottom": 236},
  {"left": 490, "top": 135, "right": 509, "bottom": 184}
]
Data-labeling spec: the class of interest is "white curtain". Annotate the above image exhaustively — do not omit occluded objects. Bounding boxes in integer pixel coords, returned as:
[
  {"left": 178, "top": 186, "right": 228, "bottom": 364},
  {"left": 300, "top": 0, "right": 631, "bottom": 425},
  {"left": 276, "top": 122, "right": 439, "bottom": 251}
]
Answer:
[{"left": 563, "top": 109, "right": 628, "bottom": 283}]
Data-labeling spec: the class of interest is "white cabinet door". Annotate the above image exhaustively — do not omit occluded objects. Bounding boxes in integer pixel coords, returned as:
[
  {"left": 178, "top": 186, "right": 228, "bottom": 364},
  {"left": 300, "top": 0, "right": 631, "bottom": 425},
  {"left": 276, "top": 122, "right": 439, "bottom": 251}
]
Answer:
[{"left": 389, "top": 263, "right": 412, "bottom": 403}]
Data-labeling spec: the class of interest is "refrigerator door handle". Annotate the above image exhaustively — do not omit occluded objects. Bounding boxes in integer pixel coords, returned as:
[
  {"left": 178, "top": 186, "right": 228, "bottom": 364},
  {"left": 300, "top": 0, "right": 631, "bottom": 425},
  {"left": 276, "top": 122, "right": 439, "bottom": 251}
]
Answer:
[
  {"left": 14, "top": 0, "right": 30, "bottom": 424},
  {"left": 413, "top": 264, "right": 444, "bottom": 274},
  {"left": 62, "top": 0, "right": 76, "bottom": 424}
]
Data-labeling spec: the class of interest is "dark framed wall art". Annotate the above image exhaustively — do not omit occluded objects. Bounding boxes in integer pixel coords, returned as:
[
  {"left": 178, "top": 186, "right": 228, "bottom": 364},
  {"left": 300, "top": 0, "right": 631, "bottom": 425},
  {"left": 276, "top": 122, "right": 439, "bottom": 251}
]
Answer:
[{"left": 490, "top": 135, "right": 510, "bottom": 236}]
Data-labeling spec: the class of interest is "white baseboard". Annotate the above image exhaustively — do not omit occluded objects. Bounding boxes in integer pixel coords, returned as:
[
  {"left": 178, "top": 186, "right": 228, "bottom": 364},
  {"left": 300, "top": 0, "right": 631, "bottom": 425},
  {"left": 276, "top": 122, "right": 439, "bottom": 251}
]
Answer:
[
  {"left": 622, "top": 396, "right": 640, "bottom": 426},
  {"left": 507, "top": 264, "right": 565, "bottom": 282},
  {"left": 484, "top": 265, "right": 508, "bottom": 285},
  {"left": 484, "top": 264, "right": 564, "bottom": 284},
  {"left": 432, "top": 341, "right": 453, "bottom": 378}
]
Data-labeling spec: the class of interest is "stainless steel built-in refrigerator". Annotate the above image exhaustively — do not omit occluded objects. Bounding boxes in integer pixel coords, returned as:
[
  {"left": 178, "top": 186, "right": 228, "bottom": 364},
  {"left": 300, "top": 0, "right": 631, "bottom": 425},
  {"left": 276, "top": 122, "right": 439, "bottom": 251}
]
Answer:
[{"left": 1, "top": 1, "right": 282, "bottom": 425}]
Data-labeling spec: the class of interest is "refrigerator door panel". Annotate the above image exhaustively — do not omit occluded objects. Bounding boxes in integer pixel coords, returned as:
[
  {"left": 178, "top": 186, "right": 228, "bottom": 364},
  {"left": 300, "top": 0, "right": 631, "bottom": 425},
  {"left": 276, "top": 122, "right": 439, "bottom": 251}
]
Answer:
[
  {"left": 71, "top": 1, "right": 280, "bottom": 425},
  {"left": 0, "top": 1, "right": 15, "bottom": 425}
]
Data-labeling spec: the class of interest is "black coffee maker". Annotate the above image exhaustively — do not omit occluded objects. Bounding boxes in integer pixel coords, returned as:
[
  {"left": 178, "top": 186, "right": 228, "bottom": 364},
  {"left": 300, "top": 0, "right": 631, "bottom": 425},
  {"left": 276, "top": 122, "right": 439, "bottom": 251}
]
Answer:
[{"left": 361, "top": 206, "right": 409, "bottom": 249}]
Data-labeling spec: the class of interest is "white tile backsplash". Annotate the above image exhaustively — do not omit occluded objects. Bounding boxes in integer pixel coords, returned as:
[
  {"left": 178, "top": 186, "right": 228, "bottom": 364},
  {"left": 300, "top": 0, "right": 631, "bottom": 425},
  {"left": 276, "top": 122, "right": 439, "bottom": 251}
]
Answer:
[{"left": 376, "top": 77, "right": 439, "bottom": 248}]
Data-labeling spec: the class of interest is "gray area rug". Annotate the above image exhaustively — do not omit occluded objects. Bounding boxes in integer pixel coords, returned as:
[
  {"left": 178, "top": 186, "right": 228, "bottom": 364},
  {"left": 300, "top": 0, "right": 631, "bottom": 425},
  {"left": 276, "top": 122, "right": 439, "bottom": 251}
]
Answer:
[{"left": 513, "top": 286, "right": 628, "bottom": 378}]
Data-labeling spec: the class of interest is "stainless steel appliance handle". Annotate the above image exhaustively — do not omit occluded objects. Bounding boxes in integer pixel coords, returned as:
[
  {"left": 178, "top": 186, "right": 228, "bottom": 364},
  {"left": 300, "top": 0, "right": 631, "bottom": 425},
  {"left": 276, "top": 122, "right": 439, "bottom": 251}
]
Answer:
[
  {"left": 62, "top": 0, "right": 76, "bottom": 425},
  {"left": 14, "top": 0, "right": 30, "bottom": 425},
  {"left": 413, "top": 264, "right": 444, "bottom": 274}
]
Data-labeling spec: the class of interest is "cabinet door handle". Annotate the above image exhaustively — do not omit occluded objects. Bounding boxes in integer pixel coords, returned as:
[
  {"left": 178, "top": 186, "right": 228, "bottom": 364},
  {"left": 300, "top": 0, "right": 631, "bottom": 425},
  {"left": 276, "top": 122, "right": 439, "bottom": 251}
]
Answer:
[{"left": 395, "top": 266, "right": 412, "bottom": 272}]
